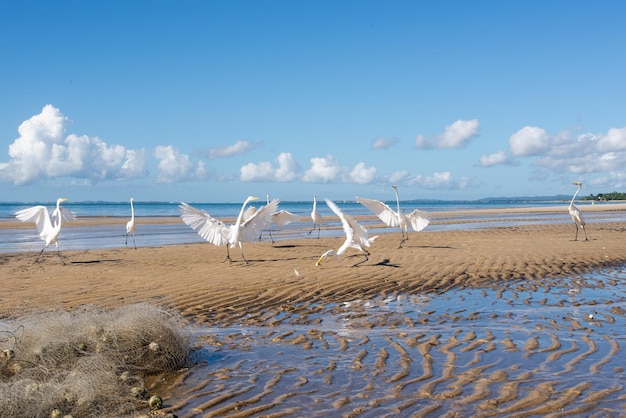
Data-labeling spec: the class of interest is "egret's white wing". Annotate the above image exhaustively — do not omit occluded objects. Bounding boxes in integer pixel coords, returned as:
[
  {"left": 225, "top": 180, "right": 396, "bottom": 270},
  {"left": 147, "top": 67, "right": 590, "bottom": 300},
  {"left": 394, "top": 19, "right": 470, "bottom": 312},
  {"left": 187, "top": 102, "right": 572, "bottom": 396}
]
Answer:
[
  {"left": 355, "top": 197, "right": 400, "bottom": 228},
  {"left": 569, "top": 205, "right": 585, "bottom": 226},
  {"left": 15, "top": 205, "right": 52, "bottom": 236},
  {"left": 272, "top": 210, "right": 301, "bottom": 227},
  {"left": 179, "top": 202, "right": 229, "bottom": 246},
  {"left": 406, "top": 209, "right": 430, "bottom": 232},
  {"left": 52, "top": 207, "right": 76, "bottom": 225},
  {"left": 239, "top": 198, "right": 279, "bottom": 242},
  {"left": 243, "top": 206, "right": 257, "bottom": 222}
]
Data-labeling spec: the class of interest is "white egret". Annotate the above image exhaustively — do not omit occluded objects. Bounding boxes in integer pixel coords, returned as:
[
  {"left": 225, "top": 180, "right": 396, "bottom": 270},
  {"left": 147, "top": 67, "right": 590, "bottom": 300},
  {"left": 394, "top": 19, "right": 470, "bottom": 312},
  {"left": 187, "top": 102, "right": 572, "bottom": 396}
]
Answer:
[
  {"left": 569, "top": 181, "right": 588, "bottom": 241},
  {"left": 125, "top": 197, "right": 136, "bottom": 249},
  {"left": 356, "top": 185, "right": 429, "bottom": 248},
  {"left": 316, "top": 198, "right": 378, "bottom": 267},
  {"left": 15, "top": 197, "right": 75, "bottom": 263},
  {"left": 250, "top": 195, "right": 301, "bottom": 243},
  {"left": 308, "top": 195, "right": 324, "bottom": 238},
  {"left": 179, "top": 196, "right": 278, "bottom": 264}
]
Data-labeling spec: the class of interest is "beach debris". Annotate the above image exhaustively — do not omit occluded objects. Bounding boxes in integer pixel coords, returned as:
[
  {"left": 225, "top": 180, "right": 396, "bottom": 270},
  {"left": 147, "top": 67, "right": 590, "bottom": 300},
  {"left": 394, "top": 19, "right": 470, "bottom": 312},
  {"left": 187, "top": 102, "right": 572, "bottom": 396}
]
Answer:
[{"left": 149, "top": 395, "right": 163, "bottom": 410}]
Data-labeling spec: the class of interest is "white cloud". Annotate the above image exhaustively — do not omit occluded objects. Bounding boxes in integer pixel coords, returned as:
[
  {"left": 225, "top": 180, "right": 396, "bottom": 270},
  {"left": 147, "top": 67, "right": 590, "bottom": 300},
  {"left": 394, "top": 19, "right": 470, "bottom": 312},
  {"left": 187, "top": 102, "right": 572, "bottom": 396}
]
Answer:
[
  {"left": 204, "top": 140, "right": 260, "bottom": 159},
  {"left": 519, "top": 126, "right": 626, "bottom": 176},
  {"left": 596, "top": 127, "right": 626, "bottom": 152},
  {"left": 153, "top": 145, "right": 208, "bottom": 183},
  {"left": 387, "top": 170, "right": 410, "bottom": 184},
  {"left": 0, "top": 105, "right": 145, "bottom": 185},
  {"left": 240, "top": 152, "right": 300, "bottom": 182},
  {"left": 302, "top": 155, "right": 345, "bottom": 183},
  {"left": 478, "top": 150, "right": 516, "bottom": 167},
  {"left": 415, "top": 119, "right": 480, "bottom": 149},
  {"left": 407, "top": 171, "right": 459, "bottom": 189},
  {"left": 371, "top": 136, "right": 399, "bottom": 150},
  {"left": 509, "top": 126, "right": 550, "bottom": 156},
  {"left": 349, "top": 162, "right": 376, "bottom": 184}
]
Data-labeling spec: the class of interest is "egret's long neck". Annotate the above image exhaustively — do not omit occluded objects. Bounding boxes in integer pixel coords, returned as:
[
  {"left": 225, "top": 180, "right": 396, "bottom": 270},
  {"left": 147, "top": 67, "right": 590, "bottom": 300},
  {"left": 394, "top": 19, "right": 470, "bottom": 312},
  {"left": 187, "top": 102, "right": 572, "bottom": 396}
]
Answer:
[
  {"left": 570, "top": 185, "right": 582, "bottom": 207},
  {"left": 56, "top": 200, "right": 63, "bottom": 228},
  {"left": 313, "top": 196, "right": 317, "bottom": 211},
  {"left": 236, "top": 197, "right": 251, "bottom": 225},
  {"left": 130, "top": 200, "right": 135, "bottom": 220},
  {"left": 394, "top": 188, "right": 401, "bottom": 213}
]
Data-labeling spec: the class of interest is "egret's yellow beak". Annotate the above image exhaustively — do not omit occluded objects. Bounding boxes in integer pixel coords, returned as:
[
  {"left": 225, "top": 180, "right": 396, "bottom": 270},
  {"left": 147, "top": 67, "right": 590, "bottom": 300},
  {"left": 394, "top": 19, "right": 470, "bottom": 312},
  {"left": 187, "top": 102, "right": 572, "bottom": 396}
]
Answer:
[
  {"left": 250, "top": 196, "right": 259, "bottom": 201},
  {"left": 315, "top": 256, "right": 324, "bottom": 266},
  {"left": 60, "top": 198, "right": 68, "bottom": 202}
]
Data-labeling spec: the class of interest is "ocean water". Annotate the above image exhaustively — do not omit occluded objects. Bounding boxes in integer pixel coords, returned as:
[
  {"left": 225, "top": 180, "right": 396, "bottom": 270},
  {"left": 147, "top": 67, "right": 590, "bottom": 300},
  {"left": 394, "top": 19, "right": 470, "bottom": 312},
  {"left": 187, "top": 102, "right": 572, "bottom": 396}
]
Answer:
[{"left": 1, "top": 199, "right": 624, "bottom": 254}]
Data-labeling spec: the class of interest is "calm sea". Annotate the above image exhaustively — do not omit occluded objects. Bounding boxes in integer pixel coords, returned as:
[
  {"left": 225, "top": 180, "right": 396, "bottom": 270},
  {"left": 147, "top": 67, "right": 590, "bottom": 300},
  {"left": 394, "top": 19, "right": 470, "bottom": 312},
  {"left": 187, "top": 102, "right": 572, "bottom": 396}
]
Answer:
[{"left": 1, "top": 199, "right": 622, "bottom": 254}]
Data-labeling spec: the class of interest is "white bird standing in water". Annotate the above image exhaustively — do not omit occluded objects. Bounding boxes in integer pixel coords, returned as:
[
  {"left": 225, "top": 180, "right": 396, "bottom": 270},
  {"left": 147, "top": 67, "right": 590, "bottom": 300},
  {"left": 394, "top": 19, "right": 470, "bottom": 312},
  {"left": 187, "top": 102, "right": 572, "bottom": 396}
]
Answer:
[
  {"left": 356, "top": 185, "right": 429, "bottom": 248},
  {"left": 15, "top": 197, "right": 75, "bottom": 263},
  {"left": 126, "top": 197, "right": 136, "bottom": 249},
  {"left": 316, "top": 198, "right": 378, "bottom": 267},
  {"left": 569, "top": 181, "right": 588, "bottom": 241},
  {"left": 308, "top": 195, "right": 324, "bottom": 238},
  {"left": 179, "top": 196, "right": 278, "bottom": 264}
]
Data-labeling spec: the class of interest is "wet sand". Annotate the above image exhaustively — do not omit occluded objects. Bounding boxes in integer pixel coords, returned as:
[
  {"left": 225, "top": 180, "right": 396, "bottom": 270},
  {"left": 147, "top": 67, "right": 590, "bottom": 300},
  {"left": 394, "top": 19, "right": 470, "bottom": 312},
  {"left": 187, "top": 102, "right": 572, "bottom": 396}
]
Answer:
[
  {"left": 1, "top": 214, "right": 626, "bottom": 320},
  {"left": 1, "top": 207, "right": 626, "bottom": 416}
]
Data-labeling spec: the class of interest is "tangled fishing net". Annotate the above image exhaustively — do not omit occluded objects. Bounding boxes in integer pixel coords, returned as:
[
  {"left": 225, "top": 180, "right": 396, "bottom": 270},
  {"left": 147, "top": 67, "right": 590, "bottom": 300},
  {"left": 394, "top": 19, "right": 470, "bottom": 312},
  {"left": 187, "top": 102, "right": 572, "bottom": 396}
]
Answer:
[{"left": 0, "top": 303, "right": 191, "bottom": 417}]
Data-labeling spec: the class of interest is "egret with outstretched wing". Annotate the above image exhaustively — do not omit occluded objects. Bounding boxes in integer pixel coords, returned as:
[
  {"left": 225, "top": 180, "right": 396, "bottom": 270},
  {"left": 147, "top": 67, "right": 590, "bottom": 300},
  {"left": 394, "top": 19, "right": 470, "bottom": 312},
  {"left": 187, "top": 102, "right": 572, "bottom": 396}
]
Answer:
[
  {"left": 356, "top": 185, "right": 429, "bottom": 248},
  {"left": 316, "top": 198, "right": 378, "bottom": 267},
  {"left": 15, "top": 197, "right": 75, "bottom": 263},
  {"left": 179, "top": 196, "right": 278, "bottom": 263}
]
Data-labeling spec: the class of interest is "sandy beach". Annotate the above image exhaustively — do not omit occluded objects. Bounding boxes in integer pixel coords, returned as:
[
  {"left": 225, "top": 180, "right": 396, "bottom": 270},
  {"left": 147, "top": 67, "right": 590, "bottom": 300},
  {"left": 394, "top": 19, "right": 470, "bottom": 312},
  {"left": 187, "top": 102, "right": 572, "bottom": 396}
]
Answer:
[
  {"left": 1, "top": 207, "right": 626, "bottom": 321},
  {"left": 2, "top": 206, "right": 626, "bottom": 417}
]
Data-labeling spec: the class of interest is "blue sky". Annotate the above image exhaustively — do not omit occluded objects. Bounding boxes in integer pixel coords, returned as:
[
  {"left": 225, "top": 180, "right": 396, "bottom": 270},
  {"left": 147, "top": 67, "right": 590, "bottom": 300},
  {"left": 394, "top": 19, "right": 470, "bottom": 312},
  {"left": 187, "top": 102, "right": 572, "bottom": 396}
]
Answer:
[{"left": 1, "top": 1, "right": 625, "bottom": 203}]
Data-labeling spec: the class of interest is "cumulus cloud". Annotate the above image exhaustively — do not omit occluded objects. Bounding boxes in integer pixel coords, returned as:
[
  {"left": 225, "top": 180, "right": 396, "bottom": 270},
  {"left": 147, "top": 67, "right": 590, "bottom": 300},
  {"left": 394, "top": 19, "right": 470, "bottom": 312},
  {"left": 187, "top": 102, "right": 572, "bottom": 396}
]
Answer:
[
  {"left": 371, "top": 136, "right": 399, "bottom": 150},
  {"left": 508, "top": 126, "right": 550, "bottom": 156},
  {"left": 478, "top": 150, "right": 517, "bottom": 167},
  {"left": 201, "top": 140, "right": 260, "bottom": 159},
  {"left": 509, "top": 125, "right": 626, "bottom": 177},
  {"left": 296, "top": 155, "right": 374, "bottom": 184},
  {"left": 596, "top": 127, "right": 626, "bottom": 152},
  {"left": 349, "top": 162, "right": 376, "bottom": 184},
  {"left": 415, "top": 119, "right": 480, "bottom": 149},
  {"left": 407, "top": 171, "right": 468, "bottom": 190},
  {"left": 0, "top": 105, "right": 146, "bottom": 185},
  {"left": 302, "top": 155, "right": 345, "bottom": 183},
  {"left": 153, "top": 145, "right": 208, "bottom": 183},
  {"left": 240, "top": 152, "right": 300, "bottom": 182}
]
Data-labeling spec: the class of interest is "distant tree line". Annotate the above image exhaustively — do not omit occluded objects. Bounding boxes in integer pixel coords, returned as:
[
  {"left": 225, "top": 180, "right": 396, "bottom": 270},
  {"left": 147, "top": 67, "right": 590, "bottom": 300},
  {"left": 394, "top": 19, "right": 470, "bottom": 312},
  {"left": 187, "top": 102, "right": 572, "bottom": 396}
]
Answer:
[{"left": 583, "top": 192, "right": 626, "bottom": 201}]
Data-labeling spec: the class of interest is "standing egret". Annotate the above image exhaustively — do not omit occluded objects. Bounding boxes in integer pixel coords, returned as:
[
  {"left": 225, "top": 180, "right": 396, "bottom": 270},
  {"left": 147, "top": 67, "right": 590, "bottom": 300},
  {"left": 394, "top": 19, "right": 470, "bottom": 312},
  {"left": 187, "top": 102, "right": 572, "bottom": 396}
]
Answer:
[
  {"left": 126, "top": 197, "right": 136, "bottom": 249},
  {"left": 356, "top": 185, "right": 429, "bottom": 248},
  {"left": 316, "top": 198, "right": 378, "bottom": 267},
  {"left": 308, "top": 195, "right": 324, "bottom": 238},
  {"left": 15, "top": 197, "right": 75, "bottom": 263},
  {"left": 569, "top": 181, "right": 588, "bottom": 241},
  {"left": 179, "top": 196, "right": 278, "bottom": 264}
]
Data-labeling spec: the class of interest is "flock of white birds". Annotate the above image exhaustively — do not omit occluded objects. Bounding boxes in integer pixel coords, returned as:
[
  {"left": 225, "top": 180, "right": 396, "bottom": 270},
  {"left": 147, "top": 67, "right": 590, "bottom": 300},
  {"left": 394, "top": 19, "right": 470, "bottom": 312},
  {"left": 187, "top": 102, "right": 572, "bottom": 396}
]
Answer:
[{"left": 14, "top": 183, "right": 589, "bottom": 265}]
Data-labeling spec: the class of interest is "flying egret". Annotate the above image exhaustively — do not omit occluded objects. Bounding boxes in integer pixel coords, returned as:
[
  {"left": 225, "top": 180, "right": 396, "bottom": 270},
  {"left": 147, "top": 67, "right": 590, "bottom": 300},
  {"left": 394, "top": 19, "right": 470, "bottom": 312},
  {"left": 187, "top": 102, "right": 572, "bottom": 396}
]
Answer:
[
  {"left": 126, "top": 197, "right": 136, "bottom": 249},
  {"left": 179, "top": 196, "right": 278, "bottom": 264},
  {"left": 356, "top": 185, "right": 429, "bottom": 248},
  {"left": 316, "top": 198, "right": 378, "bottom": 267},
  {"left": 569, "top": 181, "right": 588, "bottom": 241},
  {"left": 308, "top": 195, "right": 324, "bottom": 238},
  {"left": 15, "top": 197, "right": 75, "bottom": 263}
]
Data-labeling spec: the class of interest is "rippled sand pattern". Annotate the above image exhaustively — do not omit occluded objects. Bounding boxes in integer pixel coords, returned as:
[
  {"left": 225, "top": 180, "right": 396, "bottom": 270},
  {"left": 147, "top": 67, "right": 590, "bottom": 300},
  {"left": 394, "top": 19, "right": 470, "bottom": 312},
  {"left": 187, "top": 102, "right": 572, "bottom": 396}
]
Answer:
[
  {"left": 150, "top": 269, "right": 626, "bottom": 417},
  {"left": 2, "top": 217, "right": 626, "bottom": 416}
]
